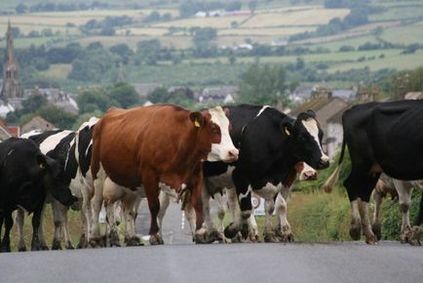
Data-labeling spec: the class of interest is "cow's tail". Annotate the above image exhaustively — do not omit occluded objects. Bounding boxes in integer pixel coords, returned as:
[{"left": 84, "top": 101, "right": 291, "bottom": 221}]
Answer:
[{"left": 321, "top": 136, "right": 346, "bottom": 193}]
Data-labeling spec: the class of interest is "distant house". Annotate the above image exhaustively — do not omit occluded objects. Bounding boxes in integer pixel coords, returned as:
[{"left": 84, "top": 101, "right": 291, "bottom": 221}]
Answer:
[
  {"left": 291, "top": 87, "right": 349, "bottom": 159},
  {"left": 0, "top": 100, "right": 14, "bottom": 118},
  {"left": 0, "top": 118, "right": 20, "bottom": 140},
  {"left": 197, "top": 86, "right": 238, "bottom": 104},
  {"left": 28, "top": 88, "right": 79, "bottom": 114},
  {"left": 21, "top": 115, "right": 55, "bottom": 134}
]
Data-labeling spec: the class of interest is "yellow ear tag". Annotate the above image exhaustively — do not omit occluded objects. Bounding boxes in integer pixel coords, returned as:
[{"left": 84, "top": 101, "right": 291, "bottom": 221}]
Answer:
[
  {"left": 194, "top": 120, "right": 201, "bottom": 128},
  {"left": 284, "top": 127, "right": 291, "bottom": 136}
]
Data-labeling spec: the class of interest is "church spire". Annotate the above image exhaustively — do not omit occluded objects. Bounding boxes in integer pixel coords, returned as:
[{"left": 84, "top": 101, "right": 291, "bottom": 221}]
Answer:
[
  {"left": 6, "top": 20, "right": 15, "bottom": 64},
  {"left": 1, "top": 20, "right": 23, "bottom": 101}
]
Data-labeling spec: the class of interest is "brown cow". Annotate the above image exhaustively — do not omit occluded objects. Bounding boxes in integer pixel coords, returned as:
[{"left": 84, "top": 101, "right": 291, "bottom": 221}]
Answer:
[{"left": 89, "top": 104, "right": 238, "bottom": 246}]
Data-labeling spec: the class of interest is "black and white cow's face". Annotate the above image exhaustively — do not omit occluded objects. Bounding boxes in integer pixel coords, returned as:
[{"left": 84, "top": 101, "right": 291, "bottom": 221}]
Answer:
[
  {"left": 285, "top": 110, "right": 329, "bottom": 170},
  {"left": 38, "top": 154, "right": 77, "bottom": 206}
]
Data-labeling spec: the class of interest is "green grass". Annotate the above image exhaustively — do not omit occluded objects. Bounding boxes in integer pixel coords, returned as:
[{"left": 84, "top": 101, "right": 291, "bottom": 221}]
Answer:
[
  {"left": 328, "top": 50, "right": 423, "bottom": 72},
  {"left": 5, "top": 207, "right": 83, "bottom": 252},
  {"left": 370, "top": 5, "right": 423, "bottom": 21},
  {"left": 312, "top": 35, "right": 380, "bottom": 51},
  {"left": 38, "top": 64, "right": 72, "bottom": 80},
  {"left": 379, "top": 21, "right": 423, "bottom": 45},
  {"left": 126, "top": 63, "right": 248, "bottom": 86}
]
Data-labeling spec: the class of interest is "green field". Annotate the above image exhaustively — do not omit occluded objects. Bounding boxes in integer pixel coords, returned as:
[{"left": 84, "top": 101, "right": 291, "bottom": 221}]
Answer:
[
  {"left": 369, "top": 4, "right": 423, "bottom": 21},
  {"left": 328, "top": 50, "right": 423, "bottom": 72},
  {"left": 379, "top": 21, "right": 423, "bottom": 45}
]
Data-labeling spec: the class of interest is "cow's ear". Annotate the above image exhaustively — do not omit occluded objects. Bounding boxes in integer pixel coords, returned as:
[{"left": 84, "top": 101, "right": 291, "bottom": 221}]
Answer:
[
  {"left": 189, "top": 111, "right": 204, "bottom": 128},
  {"left": 280, "top": 121, "right": 293, "bottom": 136},
  {"left": 306, "top": 109, "right": 316, "bottom": 118},
  {"left": 223, "top": 107, "right": 230, "bottom": 117}
]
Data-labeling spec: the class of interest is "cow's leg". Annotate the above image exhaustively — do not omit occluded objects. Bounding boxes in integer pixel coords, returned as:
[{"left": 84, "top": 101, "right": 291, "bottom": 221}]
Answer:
[
  {"left": 157, "top": 190, "right": 170, "bottom": 239},
  {"left": 0, "top": 213, "right": 3, "bottom": 251},
  {"left": 212, "top": 192, "right": 227, "bottom": 242},
  {"left": 0, "top": 213, "right": 13, "bottom": 252},
  {"left": 262, "top": 197, "right": 276, "bottom": 242},
  {"left": 182, "top": 192, "right": 197, "bottom": 240},
  {"left": 225, "top": 169, "right": 252, "bottom": 239},
  {"left": 31, "top": 204, "right": 44, "bottom": 251},
  {"left": 358, "top": 200, "right": 377, "bottom": 244},
  {"left": 274, "top": 193, "right": 294, "bottom": 242},
  {"left": 122, "top": 194, "right": 142, "bottom": 246},
  {"left": 36, "top": 204, "right": 49, "bottom": 250},
  {"left": 143, "top": 172, "right": 163, "bottom": 245},
  {"left": 201, "top": 182, "right": 215, "bottom": 233},
  {"left": 349, "top": 199, "right": 362, "bottom": 241},
  {"left": 105, "top": 201, "right": 120, "bottom": 247},
  {"left": 371, "top": 188, "right": 384, "bottom": 241},
  {"left": 247, "top": 209, "right": 259, "bottom": 242},
  {"left": 191, "top": 173, "right": 209, "bottom": 244},
  {"left": 224, "top": 187, "right": 241, "bottom": 241},
  {"left": 89, "top": 176, "right": 105, "bottom": 247},
  {"left": 61, "top": 204, "right": 74, "bottom": 249},
  {"left": 15, "top": 208, "right": 27, "bottom": 252},
  {"left": 77, "top": 187, "right": 91, "bottom": 249},
  {"left": 394, "top": 181, "right": 420, "bottom": 245},
  {"left": 51, "top": 200, "right": 66, "bottom": 250}
]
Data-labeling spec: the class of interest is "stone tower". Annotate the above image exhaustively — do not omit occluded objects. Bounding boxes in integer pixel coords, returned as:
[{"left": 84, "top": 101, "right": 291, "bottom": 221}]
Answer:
[{"left": 0, "top": 21, "right": 23, "bottom": 102}]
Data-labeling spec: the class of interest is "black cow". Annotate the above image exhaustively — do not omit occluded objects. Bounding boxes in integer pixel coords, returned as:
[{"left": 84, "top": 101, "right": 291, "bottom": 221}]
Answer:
[
  {"left": 201, "top": 105, "right": 329, "bottom": 241},
  {"left": 323, "top": 100, "right": 423, "bottom": 244},
  {"left": 0, "top": 138, "right": 75, "bottom": 252}
]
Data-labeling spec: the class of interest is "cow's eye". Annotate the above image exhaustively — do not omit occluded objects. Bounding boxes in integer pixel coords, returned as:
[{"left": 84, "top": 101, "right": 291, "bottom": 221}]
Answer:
[{"left": 211, "top": 125, "right": 220, "bottom": 134}]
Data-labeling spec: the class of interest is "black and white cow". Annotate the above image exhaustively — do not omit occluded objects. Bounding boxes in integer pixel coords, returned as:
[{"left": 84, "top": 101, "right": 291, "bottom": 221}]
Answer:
[
  {"left": 200, "top": 105, "right": 328, "bottom": 241},
  {"left": 201, "top": 161, "right": 317, "bottom": 243},
  {"left": 323, "top": 100, "right": 423, "bottom": 244},
  {"left": 371, "top": 174, "right": 422, "bottom": 245},
  {"left": 0, "top": 137, "right": 75, "bottom": 252},
  {"left": 18, "top": 129, "right": 77, "bottom": 250}
]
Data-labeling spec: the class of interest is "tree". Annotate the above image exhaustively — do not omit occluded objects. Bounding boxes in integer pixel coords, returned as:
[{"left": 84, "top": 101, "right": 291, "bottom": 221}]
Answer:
[
  {"left": 69, "top": 46, "right": 117, "bottom": 82},
  {"left": 16, "top": 3, "right": 28, "bottom": 14},
  {"left": 108, "top": 82, "right": 140, "bottom": 108},
  {"left": 136, "top": 39, "right": 161, "bottom": 65},
  {"left": 37, "top": 105, "right": 77, "bottom": 129},
  {"left": 110, "top": 44, "right": 134, "bottom": 65},
  {"left": 21, "top": 94, "right": 48, "bottom": 113},
  {"left": 238, "top": 64, "right": 289, "bottom": 105},
  {"left": 248, "top": 1, "right": 257, "bottom": 14},
  {"left": 147, "top": 87, "right": 170, "bottom": 104},
  {"left": 76, "top": 88, "right": 117, "bottom": 113}
]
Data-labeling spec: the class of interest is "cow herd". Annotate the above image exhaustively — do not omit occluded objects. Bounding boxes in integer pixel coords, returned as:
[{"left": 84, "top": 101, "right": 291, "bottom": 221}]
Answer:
[{"left": 0, "top": 101, "right": 422, "bottom": 252}]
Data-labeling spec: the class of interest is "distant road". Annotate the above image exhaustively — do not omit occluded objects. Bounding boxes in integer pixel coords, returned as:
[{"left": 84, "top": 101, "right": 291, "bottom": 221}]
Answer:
[{"left": 1, "top": 241, "right": 422, "bottom": 283}]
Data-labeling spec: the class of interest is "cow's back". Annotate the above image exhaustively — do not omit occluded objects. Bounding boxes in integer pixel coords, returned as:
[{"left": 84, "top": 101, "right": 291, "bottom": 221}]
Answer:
[{"left": 92, "top": 105, "right": 194, "bottom": 188}]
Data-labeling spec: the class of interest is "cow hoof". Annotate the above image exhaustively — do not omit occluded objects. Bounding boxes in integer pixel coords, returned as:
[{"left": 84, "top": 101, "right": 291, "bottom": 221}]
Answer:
[
  {"left": 77, "top": 234, "right": 87, "bottom": 249},
  {"left": 364, "top": 233, "right": 377, "bottom": 245},
  {"left": 18, "top": 246, "right": 27, "bottom": 252},
  {"left": 403, "top": 226, "right": 422, "bottom": 246},
  {"left": 65, "top": 242, "right": 75, "bottom": 250},
  {"left": 263, "top": 231, "right": 278, "bottom": 243},
  {"left": 125, "top": 236, "right": 143, "bottom": 247},
  {"left": 88, "top": 237, "right": 104, "bottom": 248},
  {"left": 224, "top": 222, "right": 239, "bottom": 239},
  {"left": 52, "top": 239, "right": 62, "bottom": 250},
  {"left": 109, "top": 230, "right": 121, "bottom": 247},
  {"left": 372, "top": 223, "right": 382, "bottom": 241},
  {"left": 349, "top": 226, "right": 361, "bottom": 241},
  {"left": 0, "top": 245, "right": 11, "bottom": 253},
  {"left": 274, "top": 225, "right": 294, "bottom": 243},
  {"left": 149, "top": 234, "right": 164, "bottom": 245},
  {"left": 41, "top": 245, "right": 49, "bottom": 251}
]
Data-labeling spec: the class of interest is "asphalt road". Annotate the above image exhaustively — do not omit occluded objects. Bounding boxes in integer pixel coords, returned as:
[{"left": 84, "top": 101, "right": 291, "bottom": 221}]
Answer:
[
  {"left": 1, "top": 241, "right": 422, "bottom": 283},
  {"left": 2, "top": 202, "right": 422, "bottom": 283}
]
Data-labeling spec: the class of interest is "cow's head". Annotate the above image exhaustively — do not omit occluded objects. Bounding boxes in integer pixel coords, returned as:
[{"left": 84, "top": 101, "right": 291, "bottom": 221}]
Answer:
[
  {"left": 189, "top": 106, "right": 238, "bottom": 163},
  {"left": 283, "top": 110, "right": 329, "bottom": 170},
  {"left": 37, "top": 154, "right": 77, "bottom": 206}
]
